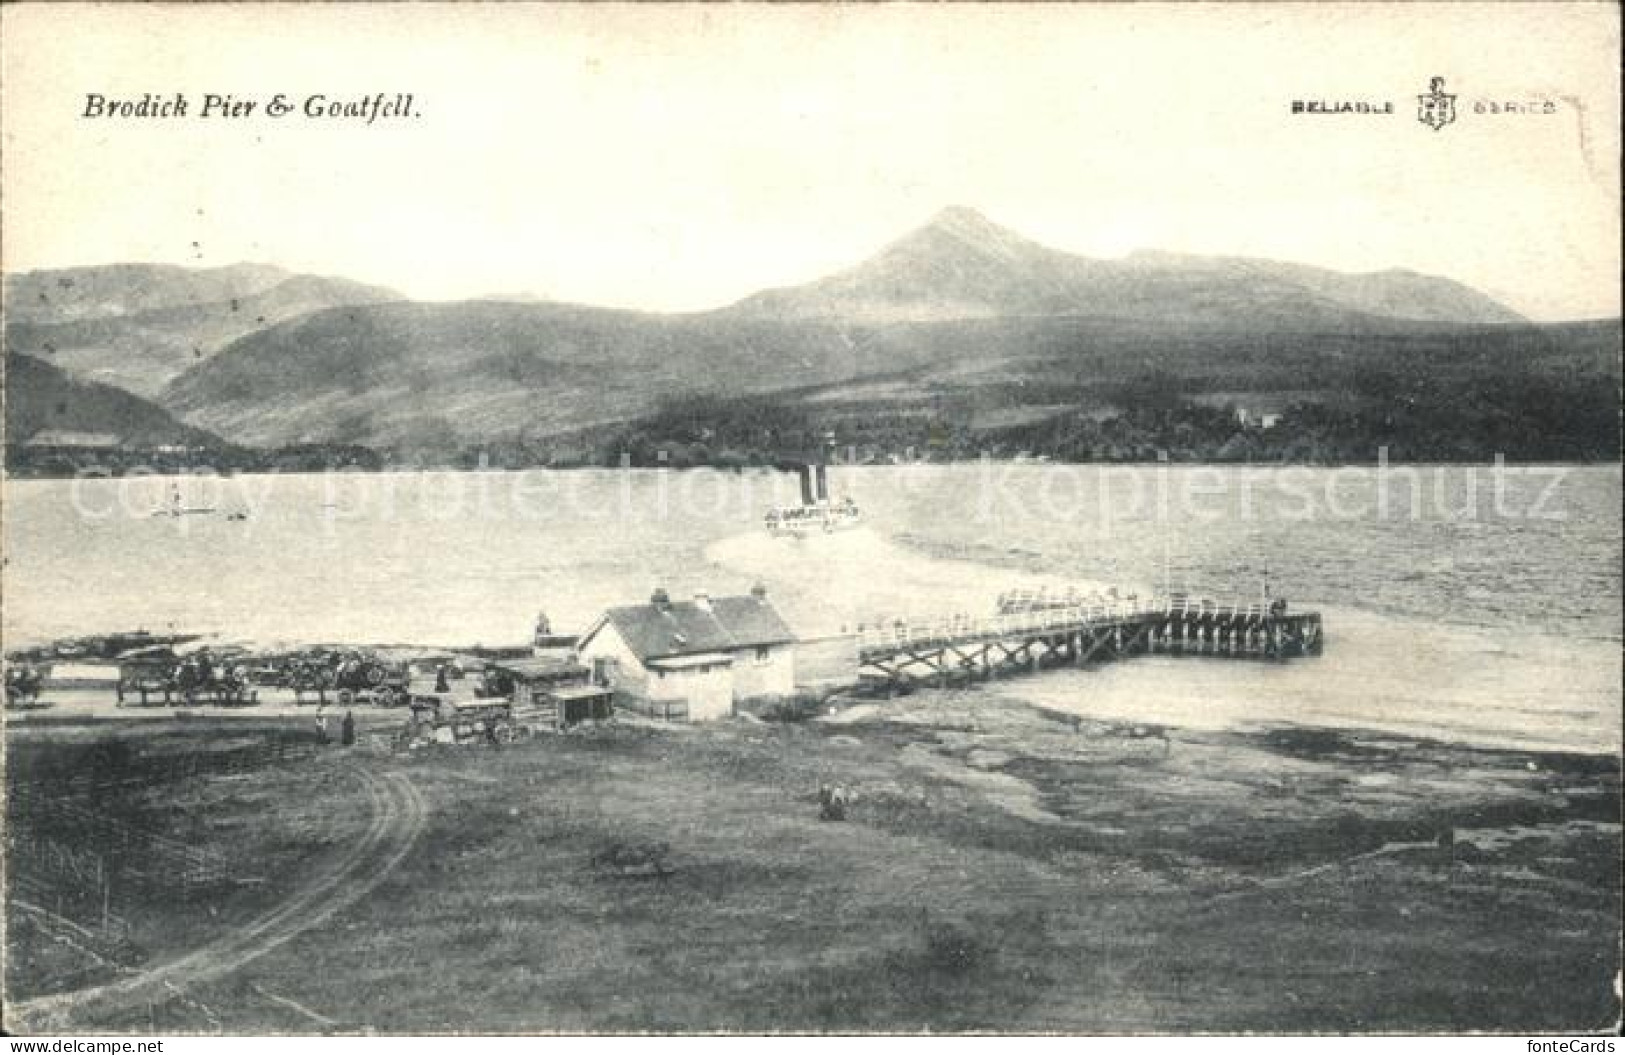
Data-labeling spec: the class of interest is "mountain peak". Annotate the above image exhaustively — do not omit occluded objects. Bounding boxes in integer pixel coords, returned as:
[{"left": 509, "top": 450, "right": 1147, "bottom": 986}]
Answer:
[
  {"left": 727, "top": 208, "right": 1523, "bottom": 325},
  {"left": 718, "top": 205, "right": 1067, "bottom": 322},
  {"left": 923, "top": 204, "right": 999, "bottom": 231},
  {"left": 880, "top": 205, "right": 1059, "bottom": 278},
  {"left": 913, "top": 206, "right": 1030, "bottom": 251}
]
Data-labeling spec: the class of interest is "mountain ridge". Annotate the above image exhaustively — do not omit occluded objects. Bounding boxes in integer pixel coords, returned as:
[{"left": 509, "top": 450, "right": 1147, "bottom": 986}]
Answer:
[
  {"left": 4, "top": 263, "right": 401, "bottom": 397},
  {"left": 6, "top": 208, "right": 1562, "bottom": 458},
  {"left": 726, "top": 207, "right": 1525, "bottom": 325}
]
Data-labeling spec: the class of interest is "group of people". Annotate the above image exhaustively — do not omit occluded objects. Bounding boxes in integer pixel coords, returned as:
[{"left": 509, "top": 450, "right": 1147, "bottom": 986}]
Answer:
[
  {"left": 173, "top": 648, "right": 252, "bottom": 693},
  {"left": 4, "top": 665, "right": 44, "bottom": 704},
  {"left": 315, "top": 708, "right": 358, "bottom": 746},
  {"left": 818, "top": 783, "right": 852, "bottom": 821}
]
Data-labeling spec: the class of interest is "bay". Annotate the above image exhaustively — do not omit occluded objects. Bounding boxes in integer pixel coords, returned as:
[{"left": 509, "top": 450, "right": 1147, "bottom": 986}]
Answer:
[{"left": 4, "top": 463, "right": 1618, "bottom": 752}]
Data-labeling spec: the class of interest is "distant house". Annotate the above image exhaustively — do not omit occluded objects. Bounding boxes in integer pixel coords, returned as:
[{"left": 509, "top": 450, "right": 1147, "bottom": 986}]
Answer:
[
  {"left": 25, "top": 430, "right": 121, "bottom": 450},
  {"left": 1233, "top": 408, "right": 1282, "bottom": 430},
  {"left": 530, "top": 610, "right": 578, "bottom": 660},
  {"left": 576, "top": 584, "right": 796, "bottom": 721}
]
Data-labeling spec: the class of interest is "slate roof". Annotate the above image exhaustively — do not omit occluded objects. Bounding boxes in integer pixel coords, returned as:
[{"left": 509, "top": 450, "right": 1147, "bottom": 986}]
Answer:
[
  {"left": 488, "top": 657, "right": 589, "bottom": 682},
  {"left": 585, "top": 593, "right": 796, "bottom": 663}
]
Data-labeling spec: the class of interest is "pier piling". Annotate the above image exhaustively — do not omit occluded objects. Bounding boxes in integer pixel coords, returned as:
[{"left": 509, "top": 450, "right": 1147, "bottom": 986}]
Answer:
[{"left": 857, "top": 597, "right": 1322, "bottom": 692}]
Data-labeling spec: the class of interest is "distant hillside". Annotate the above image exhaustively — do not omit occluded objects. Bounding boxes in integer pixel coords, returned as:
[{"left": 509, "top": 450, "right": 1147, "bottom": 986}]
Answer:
[
  {"left": 12, "top": 209, "right": 1576, "bottom": 461},
  {"left": 728, "top": 207, "right": 1525, "bottom": 326},
  {"left": 4, "top": 351, "right": 226, "bottom": 450},
  {"left": 4, "top": 263, "right": 400, "bottom": 397},
  {"left": 158, "top": 300, "right": 1613, "bottom": 460},
  {"left": 151, "top": 208, "right": 1540, "bottom": 454},
  {"left": 159, "top": 301, "right": 939, "bottom": 451},
  {"left": 5, "top": 263, "right": 292, "bottom": 323}
]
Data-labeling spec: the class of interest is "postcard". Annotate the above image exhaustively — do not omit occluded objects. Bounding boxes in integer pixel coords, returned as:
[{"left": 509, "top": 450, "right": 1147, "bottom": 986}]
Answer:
[{"left": 2, "top": 1, "right": 1619, "bottom": 1037}]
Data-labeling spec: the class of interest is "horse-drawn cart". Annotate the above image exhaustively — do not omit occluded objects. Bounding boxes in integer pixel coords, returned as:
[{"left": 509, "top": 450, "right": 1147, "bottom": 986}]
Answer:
[
  {"left": 116, "top": 652, "right": 258, "bottom": 706},
  {"left": 285, "top": 650, "right": 412, "bottom": 706},
  {"left": 4, "top": 665, "right": 46, "bottom": 708},
  {"left": 399, "top": 697, "right": 527, "bottom": 747}
]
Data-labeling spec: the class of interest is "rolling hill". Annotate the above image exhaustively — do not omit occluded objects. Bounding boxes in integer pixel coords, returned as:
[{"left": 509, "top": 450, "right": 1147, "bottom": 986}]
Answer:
[
  {"left": 4, "top": 351, "right": 226, "bottom": 451},
  {"left": 158, "top": 301, "right": 950, "bottom": 450},
  {"left": 152, "top": 208, "right": 1543, "bottom": 453},
  {"left": 15, "top": 208, "right": 1604, "bottom": 462},
  {"left": 4, "top": 263, "right": 400, "bottom": 397}
]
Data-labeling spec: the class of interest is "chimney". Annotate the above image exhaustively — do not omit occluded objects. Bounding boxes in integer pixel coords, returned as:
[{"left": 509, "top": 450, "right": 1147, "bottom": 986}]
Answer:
[
  {"left": 651, "top": 587, "right": 671, "bottom": 610},
  {"left": 750, "top": 582, "right": 768, "bottom": 601},
  {"left": 693, "top": 590, "right": 712, "bottom": 612}
]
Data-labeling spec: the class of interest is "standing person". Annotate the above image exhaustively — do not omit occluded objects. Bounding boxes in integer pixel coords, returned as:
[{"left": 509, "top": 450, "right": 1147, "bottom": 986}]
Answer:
[
  {"left": 341, "top": 710, "right": 356, "bottom": 747},
  {"left": 434, "top": 663, "right": 450, "bottom": 694},
  {"left": 315, "top": 713, "right": 329, "bottom": 745}
]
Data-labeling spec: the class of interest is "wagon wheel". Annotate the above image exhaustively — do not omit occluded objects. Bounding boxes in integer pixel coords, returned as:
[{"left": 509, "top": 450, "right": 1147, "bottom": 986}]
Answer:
[{"left": 363, "top": 663, "right": 386, "bottom": 686}]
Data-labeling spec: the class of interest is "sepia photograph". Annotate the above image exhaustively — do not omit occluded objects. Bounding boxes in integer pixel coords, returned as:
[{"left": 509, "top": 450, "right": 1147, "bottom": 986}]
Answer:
[{"left": 1, "top": 1, "right": 1620, "bottom": 1038}]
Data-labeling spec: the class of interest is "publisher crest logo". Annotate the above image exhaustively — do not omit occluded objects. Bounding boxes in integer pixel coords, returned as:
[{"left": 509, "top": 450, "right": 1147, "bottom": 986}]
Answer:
[{"left": 1417, "top": 76, "right": 1456, "bottom": 131}]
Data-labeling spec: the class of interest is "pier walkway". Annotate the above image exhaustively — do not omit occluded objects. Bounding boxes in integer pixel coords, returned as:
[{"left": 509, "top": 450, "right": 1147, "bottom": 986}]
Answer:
[{"left": 856, "top": 594, "right": 1323, "bottom": 691}]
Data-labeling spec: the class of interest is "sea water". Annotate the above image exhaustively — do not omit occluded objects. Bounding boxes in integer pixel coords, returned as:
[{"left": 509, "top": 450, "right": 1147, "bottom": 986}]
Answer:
[{"left": 3, "top": 463, "right": 1618, "bottom": 751}]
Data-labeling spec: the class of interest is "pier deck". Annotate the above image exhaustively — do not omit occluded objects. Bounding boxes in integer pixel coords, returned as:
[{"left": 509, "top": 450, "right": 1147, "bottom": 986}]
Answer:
[{"left": 857, "top": 596, "right": 1322, "bottom": 691}]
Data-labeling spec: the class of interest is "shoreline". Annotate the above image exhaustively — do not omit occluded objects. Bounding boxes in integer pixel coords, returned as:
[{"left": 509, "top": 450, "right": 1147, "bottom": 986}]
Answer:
[
  {"left": 6, "top": 458, "right": 1623, "bottom": 483},
  {"left": 16, "top": 683, "right": 1618, "bottom": 758},
  {"left": 8, "top": 605, "right": 1621, "bottom": 757}
]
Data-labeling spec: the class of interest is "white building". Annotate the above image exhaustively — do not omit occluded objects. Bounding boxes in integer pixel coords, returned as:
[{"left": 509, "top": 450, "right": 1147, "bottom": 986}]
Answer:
[
  {"left": 1234, "top": 407, "right": 1283, "bottom": 430},
  {"left": 576, "top": 584, "right": 796, "bottom": 721},
  {"left": 25, "top": 430, "right": 122, "bottom": 450}
]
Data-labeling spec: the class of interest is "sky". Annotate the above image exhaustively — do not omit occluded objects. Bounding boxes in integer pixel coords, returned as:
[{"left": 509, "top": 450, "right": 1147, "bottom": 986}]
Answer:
[{"left": 2, "top": 2, "right": 1619, "bottom": 320}]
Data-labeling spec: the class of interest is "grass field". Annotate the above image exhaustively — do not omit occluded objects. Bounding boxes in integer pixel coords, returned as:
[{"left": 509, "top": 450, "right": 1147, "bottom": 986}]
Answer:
[{"left": 4, "top": 694, "right": 1619, "bottom": 1033}]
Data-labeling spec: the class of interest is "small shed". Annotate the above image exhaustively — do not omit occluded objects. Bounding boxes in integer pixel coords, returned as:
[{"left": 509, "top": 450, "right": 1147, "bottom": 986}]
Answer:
[{"left": 486, "top": 657, "right": 613, "bottom": 730}]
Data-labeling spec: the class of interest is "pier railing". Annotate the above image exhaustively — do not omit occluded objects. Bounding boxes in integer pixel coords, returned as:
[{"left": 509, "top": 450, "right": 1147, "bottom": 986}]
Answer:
[{"left": 858, "top": 596, "right": 1281, "bottom": 653}]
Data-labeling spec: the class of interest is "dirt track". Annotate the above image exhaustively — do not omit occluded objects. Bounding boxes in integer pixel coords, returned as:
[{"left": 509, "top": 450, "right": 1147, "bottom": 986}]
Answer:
[{"left": 10, "top": 765, "right": 427, "bottom": 1032}]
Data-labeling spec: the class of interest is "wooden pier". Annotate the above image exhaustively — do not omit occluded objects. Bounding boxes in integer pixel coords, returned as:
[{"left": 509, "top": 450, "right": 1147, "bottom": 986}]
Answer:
[{"left": 856, "top": 596, "right": 1322, "bottom": 692}]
